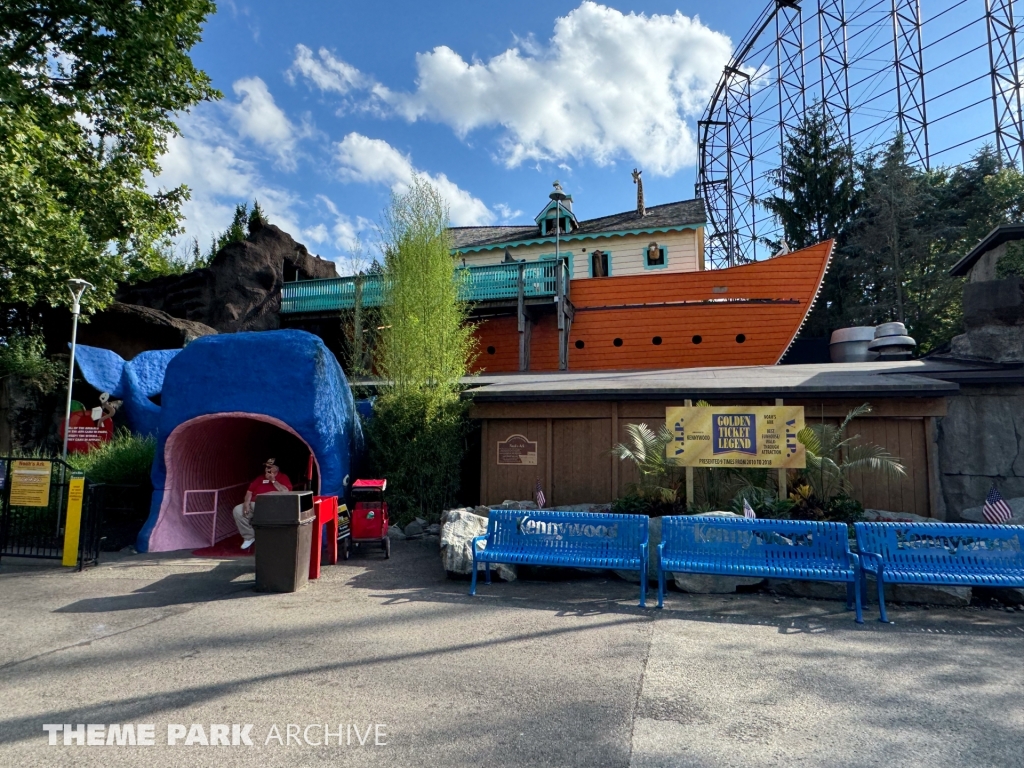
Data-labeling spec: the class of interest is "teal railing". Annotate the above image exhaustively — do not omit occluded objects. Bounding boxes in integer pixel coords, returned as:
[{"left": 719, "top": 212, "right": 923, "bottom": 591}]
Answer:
[{"left": 280, "top": 260, "right": 566, "bottom": 314}]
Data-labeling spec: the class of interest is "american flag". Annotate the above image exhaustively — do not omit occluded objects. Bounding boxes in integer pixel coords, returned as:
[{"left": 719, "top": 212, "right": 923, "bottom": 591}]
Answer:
[
  {"left": 983, "top": 484, "right": 1013, "bottom": 524},
  {"left": 535, "top": 478, "right": 546, "bottom": 509},
  {"left": 743, "top": 498, "right": 757, "bottom": 519}
]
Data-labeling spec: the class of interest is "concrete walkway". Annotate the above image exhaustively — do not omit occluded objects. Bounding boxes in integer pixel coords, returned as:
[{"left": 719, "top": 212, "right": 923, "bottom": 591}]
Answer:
[{"left": 1, "top": 539, "right": 1022, "bottom": 767}]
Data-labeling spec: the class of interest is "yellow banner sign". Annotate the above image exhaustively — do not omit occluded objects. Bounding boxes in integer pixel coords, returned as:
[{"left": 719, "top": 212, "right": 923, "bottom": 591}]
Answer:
[
  {"left": 9, "top": 460, "right": 52, "bottom": 507},
  {"left": 665, "top": 406, "right": 806, "bottom": 469}
]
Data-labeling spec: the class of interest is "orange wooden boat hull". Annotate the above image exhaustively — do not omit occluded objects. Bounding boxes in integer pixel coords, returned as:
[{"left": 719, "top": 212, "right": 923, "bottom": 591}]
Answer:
[{"left": 471, "top": 240, "right": 832, "bottom": 373}]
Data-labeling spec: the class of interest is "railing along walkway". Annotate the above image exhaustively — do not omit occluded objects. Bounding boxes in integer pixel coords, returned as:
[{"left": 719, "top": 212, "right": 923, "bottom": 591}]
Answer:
[{"left": 281, "top": 260, "right": 567, "bottom": 314}]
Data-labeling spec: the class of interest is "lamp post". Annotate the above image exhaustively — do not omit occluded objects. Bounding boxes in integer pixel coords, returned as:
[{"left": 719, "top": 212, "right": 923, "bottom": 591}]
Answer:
[
  {"left": 61, "top": 279, "right": 93, "bottom": 461},
  {"left": 549, "top": 180, "right": 568, "bottom": 265},
  {"left": 549, "top": 181, "right": 570, "bottom": 370}
]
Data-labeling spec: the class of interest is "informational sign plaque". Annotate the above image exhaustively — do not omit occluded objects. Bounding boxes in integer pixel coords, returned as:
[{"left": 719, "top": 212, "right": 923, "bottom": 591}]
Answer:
[
  {"left": 9, "top": 460, "right": 52, "bottom": 507},
  {"left": 665, "top": 406, "right": 806, "bottom": 469},
  {"left": 496, "top": 434, "right": 539, "bottom": 465}
]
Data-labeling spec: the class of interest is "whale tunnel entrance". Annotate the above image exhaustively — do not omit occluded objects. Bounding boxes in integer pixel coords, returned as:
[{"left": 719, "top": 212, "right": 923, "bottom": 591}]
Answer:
[{"left": 150, "top": 413, "right": 318, "bottom": 552}]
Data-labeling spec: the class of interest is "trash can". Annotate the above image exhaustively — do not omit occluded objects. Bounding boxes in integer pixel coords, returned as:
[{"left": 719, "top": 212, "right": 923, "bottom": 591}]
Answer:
[{"left": 252, "top": 491, "right": 315, "bottom": 592}]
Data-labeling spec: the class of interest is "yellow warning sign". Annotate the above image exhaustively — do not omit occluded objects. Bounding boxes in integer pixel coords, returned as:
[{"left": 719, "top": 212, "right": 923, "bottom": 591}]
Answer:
[
  {"left": 9, "top": 460, "right": 52, "bottom": 507},
  {"left": 62, "top": 474, "right": 86, "bottom": 567},
  {"left": 665, "top": 406, "right": 806, "bottom": 469}
]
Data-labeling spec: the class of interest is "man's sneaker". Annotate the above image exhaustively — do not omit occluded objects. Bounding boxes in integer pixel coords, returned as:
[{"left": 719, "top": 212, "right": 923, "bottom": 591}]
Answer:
[{"left": 241, "top": 538, "right": 255, "bottom": 550}]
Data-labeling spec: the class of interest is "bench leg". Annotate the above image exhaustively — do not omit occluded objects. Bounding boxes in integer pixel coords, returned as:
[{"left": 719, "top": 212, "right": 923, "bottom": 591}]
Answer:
[
  {"left": 639, "top": 561, "right": 647, "bottom": 608},
  {"left": 876, "top": 574, "right": 889, "bottom": 623},
  {"left": 853, "top": 577, "right": 863, "bottom": 624},
  {"left": 485, "top": 562, "right": 491, "bottom": 585},
  {"left": 657, "top": 566, "right": 665, "bottom": 609},
  {"left": 470, "top": 553, "right": 479, "bottom": 596}
]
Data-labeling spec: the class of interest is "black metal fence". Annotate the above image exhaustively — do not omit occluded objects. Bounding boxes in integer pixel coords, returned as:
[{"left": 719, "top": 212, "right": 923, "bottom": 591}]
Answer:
[{"left": 0, "top": 457, "right": 104, "bottom": 569}]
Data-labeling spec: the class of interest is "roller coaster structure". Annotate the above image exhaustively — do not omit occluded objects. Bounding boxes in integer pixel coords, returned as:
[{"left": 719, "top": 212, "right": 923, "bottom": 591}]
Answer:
[{"left": 698, "top": 0, "right": 1024, "bottom": 268}]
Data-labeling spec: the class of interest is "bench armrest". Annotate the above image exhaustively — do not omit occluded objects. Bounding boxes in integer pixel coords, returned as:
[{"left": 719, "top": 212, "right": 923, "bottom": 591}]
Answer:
[
  {"left": 857, "top": 550, "right": 883, "bottom": 574},
  {"left": 847, "top": 551, "right": 860, "bottom": 573},
  {"left": 471, "top": 535, "right": 487, "bottom": 555}
]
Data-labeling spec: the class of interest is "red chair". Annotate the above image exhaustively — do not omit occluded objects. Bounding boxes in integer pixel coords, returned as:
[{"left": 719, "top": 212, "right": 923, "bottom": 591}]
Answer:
[{"left": 309, "top": 495, "right": 339, "bottom": 580}]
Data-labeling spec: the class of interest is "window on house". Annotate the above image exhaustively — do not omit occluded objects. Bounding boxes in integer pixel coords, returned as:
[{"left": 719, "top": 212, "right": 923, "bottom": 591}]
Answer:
[
  {"left": 646, "top": 242, "right": 666, "bottom": 267},
  {"left": 591, "top": 250, "right": 610, "bottom": 277}
]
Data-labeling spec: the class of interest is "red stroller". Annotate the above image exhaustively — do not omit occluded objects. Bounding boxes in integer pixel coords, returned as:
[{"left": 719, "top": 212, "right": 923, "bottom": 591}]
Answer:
[{"left": 341, "top": 479, "right": 390, "bottom": 559}]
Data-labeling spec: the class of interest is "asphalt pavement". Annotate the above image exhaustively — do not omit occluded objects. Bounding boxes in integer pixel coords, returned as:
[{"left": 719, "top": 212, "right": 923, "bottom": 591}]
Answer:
[{"left": 1, "top": 538, "right": 1022, "bottom": 767}]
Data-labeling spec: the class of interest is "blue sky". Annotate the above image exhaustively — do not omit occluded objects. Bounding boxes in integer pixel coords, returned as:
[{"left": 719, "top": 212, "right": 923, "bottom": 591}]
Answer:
[{"left": 153, "top": 1, "right": 997, "bottom": 273}]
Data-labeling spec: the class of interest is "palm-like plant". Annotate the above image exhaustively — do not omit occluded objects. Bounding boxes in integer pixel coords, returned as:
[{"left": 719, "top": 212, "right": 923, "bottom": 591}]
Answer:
[
  {"left": 612, "top": 423, "right": 681, "bottom": 504},
  {"left": 797, "top": 403, "right": 906, "bottom": 502}
]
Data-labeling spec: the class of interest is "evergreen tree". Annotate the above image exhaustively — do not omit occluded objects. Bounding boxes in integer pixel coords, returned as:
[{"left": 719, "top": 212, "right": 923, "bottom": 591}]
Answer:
[
  {"left": 762, "top": 104, "right": 857, "bottom": 250},
  {"left": 762, "top": 105, "right": 857, "bottom": 337}
]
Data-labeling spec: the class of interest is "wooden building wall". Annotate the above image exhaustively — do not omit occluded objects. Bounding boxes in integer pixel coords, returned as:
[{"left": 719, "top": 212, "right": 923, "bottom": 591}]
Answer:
[{"left": 471, "top": 398, "right": 946, "bottom": 518}]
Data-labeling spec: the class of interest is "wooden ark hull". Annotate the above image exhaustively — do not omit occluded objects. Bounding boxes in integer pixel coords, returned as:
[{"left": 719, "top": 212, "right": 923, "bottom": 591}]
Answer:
[{"left": 471, "top": 240, "right": 832, "bottom": 373}]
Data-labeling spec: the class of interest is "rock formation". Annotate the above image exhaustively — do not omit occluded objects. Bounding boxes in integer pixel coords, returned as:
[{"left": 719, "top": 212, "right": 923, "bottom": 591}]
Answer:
[
  {"left": 116, "top": 222, "right": 337, "bottom": 334},
  {"left": 77, "top": 303, "right": 217, "bottom": 361}
]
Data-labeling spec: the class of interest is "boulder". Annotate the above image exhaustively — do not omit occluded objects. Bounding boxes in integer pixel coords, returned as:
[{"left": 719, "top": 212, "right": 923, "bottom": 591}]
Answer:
[
  {"left": 673, "top": 573, "right": 765, "bottom": 594},
  {"left": 77, "top": 302, "right": 217, "bottom": 360},
  {"left": 960, "top": 497, "right": 1024, "bottom": 526},
  {"left": 403, "top": 521, "right": 424, "bottom": 538},
  {"left": 886, "top": 584, "right": 971, "bottom": 606},
  {"left": 116, "top": 223, "right": 337, "bottom": 333},
  {"left": 552, "top": 503, "right": 613, "bottom": 513},
  {"left": 386, "top": 525, "right": 405, "bottom": 540},
  {"left": 499, "top": 500, "right": 538, "bottom": 510},
  {"left": 862, "top": 509, "right": 934, "bottom": 524},
  {"left": 950, "top": 325, "right": 1024, "bottom": 363},
  {"left": 440, "top": 509, "right": 515, "bottom": 581},
  {"left": 473, "top": 506, "right": 491, "bottom": 518},
  {"left": 768, "top": 580, "right": 849, "bottom": 601}
]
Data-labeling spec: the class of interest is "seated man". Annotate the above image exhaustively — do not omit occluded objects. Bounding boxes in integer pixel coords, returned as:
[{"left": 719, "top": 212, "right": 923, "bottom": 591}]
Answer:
[{"left": 232, "top": 458, "right": 293, "bottom": 549}]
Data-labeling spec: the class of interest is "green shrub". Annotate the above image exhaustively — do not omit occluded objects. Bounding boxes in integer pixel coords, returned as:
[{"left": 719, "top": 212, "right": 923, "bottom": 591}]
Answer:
[
  {"left": 66, "top": 430, "right": 155, "bottom": 485},
  {"left": 365, "top": 394, "right": 470, "bottom": 525},
  {"left": 727, "top": 486, "right": 795, "bottom": 519},
  {"left": 0, "top": 334, "right": 63, "bottom": 394},
  {"left": 366, "top": 177, "right": 476, "bottom": 525}
]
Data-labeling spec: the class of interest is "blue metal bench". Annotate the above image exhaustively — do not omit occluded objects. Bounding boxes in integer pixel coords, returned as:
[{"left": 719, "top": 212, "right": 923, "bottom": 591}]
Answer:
[
  {"left": 470, "top": 510, "right": 650, "bottom": 606},
  {"left": 854, "top": 522, "right": 1024, "bottom": 622},
  {"left": 658, "top": 516, "right": 863, "bottom": 622}
]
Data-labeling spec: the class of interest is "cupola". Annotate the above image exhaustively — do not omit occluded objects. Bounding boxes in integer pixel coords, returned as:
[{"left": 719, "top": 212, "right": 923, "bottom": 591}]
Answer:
[{"left": 535, "top": 180, "right": 578, "bottom": 237}]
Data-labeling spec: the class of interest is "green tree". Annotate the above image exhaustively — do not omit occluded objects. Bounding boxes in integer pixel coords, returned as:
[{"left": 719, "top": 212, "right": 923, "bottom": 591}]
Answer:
[
  {"left": 762, "top": 105, "right": 857, "bottom": 336},
  {"left": 0, "top": 0, "right": 220, "bottom": 311},
  {"left": 762, "top": 104, "right": 857, "bottom": 250},
  {"left": 366, "top": 177, "right": 477, "bottom": 522}
]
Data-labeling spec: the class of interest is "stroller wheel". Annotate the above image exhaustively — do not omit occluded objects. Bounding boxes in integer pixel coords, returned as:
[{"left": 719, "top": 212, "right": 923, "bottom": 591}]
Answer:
[{"left": 384, "top": 537, "right": 391, "bottom": 559}]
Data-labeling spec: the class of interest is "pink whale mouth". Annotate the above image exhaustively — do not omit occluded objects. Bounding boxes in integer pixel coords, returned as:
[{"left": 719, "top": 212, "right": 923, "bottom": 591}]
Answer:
[{"left": 148, "top": 412, "right": 319, "bottom": 552}]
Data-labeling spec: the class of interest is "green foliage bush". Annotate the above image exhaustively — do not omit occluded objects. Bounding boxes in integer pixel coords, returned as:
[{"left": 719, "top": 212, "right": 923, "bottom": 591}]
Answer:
[
  {"left": 66, "top": 430, "right": 155, "bottom": 486},
  {"left": 365, "top": 395, "right": 470, "bottom": 525},
  {"left": 0, "top": 334, "right": 63, "bottom": 394}
]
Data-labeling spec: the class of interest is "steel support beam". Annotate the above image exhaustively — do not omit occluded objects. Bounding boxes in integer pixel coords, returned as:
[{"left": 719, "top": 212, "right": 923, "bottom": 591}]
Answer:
[
  {"left": 986, "top": 0, "right": 1024, "bottom": 168},
  {"left": 817, "top": 0, "right": 851, "bottom": 144},
  {"left": 892, "top": 0, "right": 929, "bottom": 169},
  {"left": 776, "top": 0, "right": 806, "bottom": 175}
]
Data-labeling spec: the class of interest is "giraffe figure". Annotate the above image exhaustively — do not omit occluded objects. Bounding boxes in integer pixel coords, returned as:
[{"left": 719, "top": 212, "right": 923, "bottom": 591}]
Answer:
[{"left": 632, "top": 168, "right": 645, "bottom": 216}]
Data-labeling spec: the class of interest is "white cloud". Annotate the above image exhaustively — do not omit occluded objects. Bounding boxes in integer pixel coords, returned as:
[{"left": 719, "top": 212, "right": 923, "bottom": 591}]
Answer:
[
  {"left": 229, "top": 77, "right": 300, "bottom": 170},
  {"left": 291, "top": 2, "right": 732, "bottom": 175},
  {"left": 289, "top": 44, "right": 371, "bottom": 95},
  {"left": 152, "top": 112, "right": 305, "bottom": 253},
  {"left": 494, "top": 203, "right": 523, "bottom": 222},
  {"left": 334, "top": 133, "right": 494, "bottom": 226}
]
